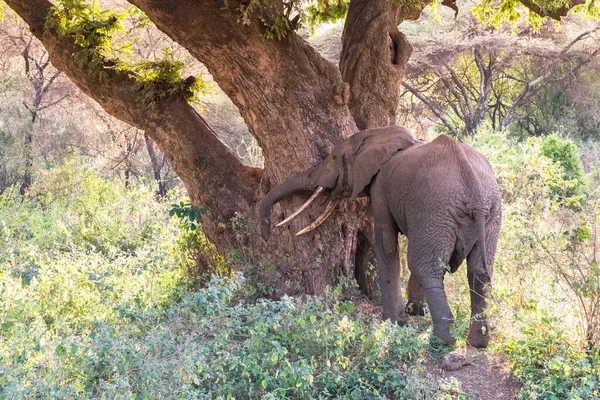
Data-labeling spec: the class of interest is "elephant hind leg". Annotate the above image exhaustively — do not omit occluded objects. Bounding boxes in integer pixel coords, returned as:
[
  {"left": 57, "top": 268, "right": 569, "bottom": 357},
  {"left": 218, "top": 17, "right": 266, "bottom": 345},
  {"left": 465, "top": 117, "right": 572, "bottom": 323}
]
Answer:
[
  {"left": 406, "top": 273, "right": 426, "bottom": 316},
  {"left": 465, "top": 209, "right": 501, "bottom": 349},
  {"left": 407, "top": 241, "right": 456, "bottom": 345}
]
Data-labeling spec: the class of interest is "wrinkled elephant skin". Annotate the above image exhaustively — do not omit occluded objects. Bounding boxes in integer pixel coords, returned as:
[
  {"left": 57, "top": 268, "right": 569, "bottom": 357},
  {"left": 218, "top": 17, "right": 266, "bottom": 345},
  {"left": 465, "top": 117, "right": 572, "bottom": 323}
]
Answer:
[{"left": 260, "top": 126, "right": 501, "bottom": 348}]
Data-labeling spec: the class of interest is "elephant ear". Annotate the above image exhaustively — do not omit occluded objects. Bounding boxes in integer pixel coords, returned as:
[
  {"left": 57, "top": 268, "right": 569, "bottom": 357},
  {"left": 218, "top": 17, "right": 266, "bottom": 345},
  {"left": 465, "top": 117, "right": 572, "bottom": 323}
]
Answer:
[{"left": 348, "top": 126, "right": 415, "bottom": 200}]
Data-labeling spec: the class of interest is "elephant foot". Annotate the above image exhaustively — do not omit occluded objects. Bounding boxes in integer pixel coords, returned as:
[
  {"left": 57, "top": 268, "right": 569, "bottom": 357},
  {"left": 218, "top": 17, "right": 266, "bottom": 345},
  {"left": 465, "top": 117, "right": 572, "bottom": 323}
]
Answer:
[
  {"left": 405, "top": 301, "right": 427, "bottom": 316},
  {"left": 466, "top": 322, "right": 490, "bottom": 349}
]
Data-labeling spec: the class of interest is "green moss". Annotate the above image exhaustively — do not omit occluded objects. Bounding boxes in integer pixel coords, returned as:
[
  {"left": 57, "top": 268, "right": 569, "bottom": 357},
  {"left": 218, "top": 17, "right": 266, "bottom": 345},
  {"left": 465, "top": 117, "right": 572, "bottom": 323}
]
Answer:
[{"left": 45, "top": 0, "right": 208, "bottom": 107}]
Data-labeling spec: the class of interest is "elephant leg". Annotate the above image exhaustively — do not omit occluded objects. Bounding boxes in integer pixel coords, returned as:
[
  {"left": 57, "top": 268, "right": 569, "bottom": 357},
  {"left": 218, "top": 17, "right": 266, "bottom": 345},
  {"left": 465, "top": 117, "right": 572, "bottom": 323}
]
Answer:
[
  {"left": 406, "top": 273, "right": 426, "bottom": 316},
  {"left": 374, "top": 218, "right": 406, "bottom": 326},
  {"left": 466, "top": 213, "right": 500, "bottom": 349},
  {"left": 407, "top": 242, "right": 455, "bottom": 345}
]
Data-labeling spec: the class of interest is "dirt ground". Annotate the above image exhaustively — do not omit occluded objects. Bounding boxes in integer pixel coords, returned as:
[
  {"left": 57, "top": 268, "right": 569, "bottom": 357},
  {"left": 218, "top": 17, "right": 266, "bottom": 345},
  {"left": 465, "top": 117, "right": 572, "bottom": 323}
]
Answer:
[{"left": 426, "top": 349, "right": 522, "bottom": 400}]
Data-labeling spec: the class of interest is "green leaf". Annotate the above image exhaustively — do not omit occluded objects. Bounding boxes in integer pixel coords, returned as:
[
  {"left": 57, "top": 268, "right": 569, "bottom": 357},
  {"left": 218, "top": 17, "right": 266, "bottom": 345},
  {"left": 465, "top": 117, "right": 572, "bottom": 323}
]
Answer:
[{"left": 55, "top": 344, "right": 67, "bottom": 357}]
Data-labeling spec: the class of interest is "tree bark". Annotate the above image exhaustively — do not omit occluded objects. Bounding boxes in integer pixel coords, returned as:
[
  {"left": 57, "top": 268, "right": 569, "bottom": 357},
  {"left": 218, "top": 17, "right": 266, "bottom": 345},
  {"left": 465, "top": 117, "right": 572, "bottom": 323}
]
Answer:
[
  {"left": 340, "top": 0, "right": 413, "bottom": 130},
  {"left": 5, "top": 0, "right": 418, "bottom": 296}
]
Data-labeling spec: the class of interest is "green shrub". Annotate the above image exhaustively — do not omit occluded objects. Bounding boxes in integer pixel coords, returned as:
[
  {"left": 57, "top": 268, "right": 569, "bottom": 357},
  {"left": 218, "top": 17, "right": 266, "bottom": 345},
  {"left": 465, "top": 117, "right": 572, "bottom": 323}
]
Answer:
[
  {"left": 1, "top": 163, "right": 463, "bottom": 399},
  {"left": 540, "top": 135, "right": 587, "bottom": 198},
  {"left": 170, "top": 201, "right": 230, "bottom": 288},
  {"left": 470, "top": 129, "right": 600, "bottom": 398},
  {"left": 504, "top": 317, "right": 600, "bottom": 399}
]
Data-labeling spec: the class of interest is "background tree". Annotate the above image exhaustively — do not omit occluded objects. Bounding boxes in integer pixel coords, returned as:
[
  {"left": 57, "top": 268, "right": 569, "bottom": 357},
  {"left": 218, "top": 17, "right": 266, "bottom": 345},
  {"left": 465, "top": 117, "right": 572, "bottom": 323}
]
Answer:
[
  {"left": 401, "top": 25, "right": 600, "bottom": 139},
  {"left": 3, "top": 0, "right": 598, "bottom": 296}
]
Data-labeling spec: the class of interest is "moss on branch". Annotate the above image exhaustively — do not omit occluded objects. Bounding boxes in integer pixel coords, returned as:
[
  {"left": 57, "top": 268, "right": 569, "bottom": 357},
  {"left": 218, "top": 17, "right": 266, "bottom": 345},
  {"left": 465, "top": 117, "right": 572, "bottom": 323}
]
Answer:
[{"left": 44, "top": 0, "right": 208, "bottom": 107}]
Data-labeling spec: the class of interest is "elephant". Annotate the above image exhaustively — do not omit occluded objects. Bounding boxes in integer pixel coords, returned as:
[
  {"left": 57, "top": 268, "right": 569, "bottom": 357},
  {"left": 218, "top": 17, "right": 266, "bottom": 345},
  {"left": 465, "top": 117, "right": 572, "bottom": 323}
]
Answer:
[{"left": 259, "top": 125, "right": 502, "bottom": 348}]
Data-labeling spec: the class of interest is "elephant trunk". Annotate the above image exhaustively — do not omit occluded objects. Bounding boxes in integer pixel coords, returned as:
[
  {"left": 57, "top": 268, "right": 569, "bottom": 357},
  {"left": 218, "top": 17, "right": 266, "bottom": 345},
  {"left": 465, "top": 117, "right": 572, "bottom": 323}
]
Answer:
[{"left": 260, "top": 169, "right": 315, "bottom": 241}]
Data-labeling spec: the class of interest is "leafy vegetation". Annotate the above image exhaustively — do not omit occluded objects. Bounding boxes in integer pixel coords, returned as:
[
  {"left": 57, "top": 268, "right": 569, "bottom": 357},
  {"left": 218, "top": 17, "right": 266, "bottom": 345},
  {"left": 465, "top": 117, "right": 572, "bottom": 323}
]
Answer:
[
  {"left": 0, "top": 160, "right": 469, "bottom": 399},
  {"left": 45, "top": 0, "right": 208, "bottom": 107},
  {"left": 504, "top": 318, "right": 600, "bottom": 399},
  {"left": 2, "top": 0, "right": 600, "bottom": 398},
  {"left": 2, "top": 128, "right": 600, "bottom": 398},
  {"left": 468, "top": 129, "right": 600, "bottom": 398}
]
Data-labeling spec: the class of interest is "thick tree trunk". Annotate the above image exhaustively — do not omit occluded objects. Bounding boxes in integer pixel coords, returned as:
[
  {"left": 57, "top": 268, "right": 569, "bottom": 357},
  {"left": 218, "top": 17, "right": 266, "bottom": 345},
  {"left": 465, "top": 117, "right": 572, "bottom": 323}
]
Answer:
[
  {"left": 340, "top": 0, "right": 413, "bottom": 130},
  {"left": 6, "top": 0, "right": 418, "bottom": 296},
  {"left": 338, "top": 0, "right": 420, "bottom": 296}
]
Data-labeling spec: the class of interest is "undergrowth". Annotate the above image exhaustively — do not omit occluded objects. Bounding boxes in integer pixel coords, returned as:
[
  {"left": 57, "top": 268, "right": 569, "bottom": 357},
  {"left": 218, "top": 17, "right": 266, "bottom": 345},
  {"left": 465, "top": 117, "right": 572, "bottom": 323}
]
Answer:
[{"left": 0, "top": 159, "right": 461, "bottom": 399}]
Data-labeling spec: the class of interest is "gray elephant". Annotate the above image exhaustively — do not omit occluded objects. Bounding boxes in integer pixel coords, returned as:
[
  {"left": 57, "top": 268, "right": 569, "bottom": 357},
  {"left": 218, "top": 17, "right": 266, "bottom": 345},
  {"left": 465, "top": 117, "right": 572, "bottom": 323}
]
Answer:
[{"left": 260, "top": 125, "right": 501, "bottom": 348}]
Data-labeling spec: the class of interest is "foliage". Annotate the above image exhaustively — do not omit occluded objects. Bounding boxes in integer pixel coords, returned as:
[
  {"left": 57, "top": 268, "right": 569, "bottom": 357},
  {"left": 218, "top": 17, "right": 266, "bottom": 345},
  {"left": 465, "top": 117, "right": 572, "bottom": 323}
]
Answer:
[
  {"left": 504, "top": 318, "right": 600, "bottom": 399},
  {"left": 471, "top": 131, "right": 586, "bottom": 207},
  {"left": 235, "top": 0, "right": 304, "bottom": 40},
  {"left": 473, "top": 0, "right": 600, "bottom": 30},
  {"left": 527, "top": 203, "right": 600, "bottom": 351},
  {"left": 540, "top": 135, "right": 587, "bottom": 197},
  {"left": 45, "top": 0, "right": 127, "bottom": 80},
  {"left": 305, "top": 0, "right": 350, "bottom": 32},
  {"left": 45, "top": 0, "right": 207, "bottom": 106},
  {"left": 127, "top": 49, "right": 211, "bottom": 108},
  {"left": 0, "top": 167, "right": 467, "bottom": 398},
  {"left": 508, "top": 79, "right": 600, "bottom": 141},
  {"left": 402, "top": 41, "right": 600, "bottom": 140},
  {"left": 169, "top": 201, "right": 206, "bottom": 230},
  {"left": 171, "top": 201, "right": 230, "bottom": 288},
  {"left": 2, "top": 158, "right": 168, "bottom": 255},
  {"left": 469, "top": 128, "right": 599, "bottom": 397}
]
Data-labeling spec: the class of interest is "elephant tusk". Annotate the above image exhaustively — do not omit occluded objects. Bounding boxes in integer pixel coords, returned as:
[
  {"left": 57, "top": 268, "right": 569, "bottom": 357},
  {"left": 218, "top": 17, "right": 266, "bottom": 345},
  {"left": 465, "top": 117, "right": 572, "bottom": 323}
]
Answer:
[
  {"left": 276, "top": 186, "right": 325, "bottom": 227},
  {"left": 296, "top": 200, "right": 338, "bottom": 236}
]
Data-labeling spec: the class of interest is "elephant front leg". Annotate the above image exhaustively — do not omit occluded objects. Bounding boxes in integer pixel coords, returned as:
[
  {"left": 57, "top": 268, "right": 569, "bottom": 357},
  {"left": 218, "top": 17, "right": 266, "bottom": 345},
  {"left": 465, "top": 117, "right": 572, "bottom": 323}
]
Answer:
[
  {"left": 406, "top": 273, "right": 426, "bottom": 316},
  {"left": 374, "top": 220, "right": 406, "bottom": 325}
]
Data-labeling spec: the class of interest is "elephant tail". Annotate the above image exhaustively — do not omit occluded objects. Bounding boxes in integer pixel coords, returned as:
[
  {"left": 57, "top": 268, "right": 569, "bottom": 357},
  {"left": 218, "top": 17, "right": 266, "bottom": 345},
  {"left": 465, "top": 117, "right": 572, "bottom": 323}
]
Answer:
[{"left": 474, "top": 212, "right": 488, "bottom": 272}]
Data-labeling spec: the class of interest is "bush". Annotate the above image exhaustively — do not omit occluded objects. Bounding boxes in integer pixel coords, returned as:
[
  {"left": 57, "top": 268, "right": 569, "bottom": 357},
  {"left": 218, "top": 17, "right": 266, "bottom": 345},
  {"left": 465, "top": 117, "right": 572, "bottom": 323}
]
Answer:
[
  {"left": 540, "top": 135, "right": 587, "bottom": 198},
  {"left": 170, "top": 201, "right": 230, "bottom": 288},
  {"left": 504, "top": 317, "right": 600, "bottom": 399},
  {"left": 470, "top": 129, "right": 599, "bottom": 398},
  {"left": 1, "top": 163, "right": 467, "bottom": 399}
]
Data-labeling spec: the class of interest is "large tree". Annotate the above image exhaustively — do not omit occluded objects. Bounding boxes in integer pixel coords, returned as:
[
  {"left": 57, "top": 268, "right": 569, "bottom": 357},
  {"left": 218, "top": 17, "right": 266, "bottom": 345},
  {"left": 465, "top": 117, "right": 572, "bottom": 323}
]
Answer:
[{"left": 4, "top": 0, "right": 596, "bottom": 295}]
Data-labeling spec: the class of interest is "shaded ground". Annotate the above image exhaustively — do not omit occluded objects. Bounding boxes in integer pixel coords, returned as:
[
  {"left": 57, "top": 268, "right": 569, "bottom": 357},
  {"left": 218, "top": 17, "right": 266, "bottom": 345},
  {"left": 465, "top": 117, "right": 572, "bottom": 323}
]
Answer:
[{"left": 427, "top": 349, "right": 521, "bottom": 400}]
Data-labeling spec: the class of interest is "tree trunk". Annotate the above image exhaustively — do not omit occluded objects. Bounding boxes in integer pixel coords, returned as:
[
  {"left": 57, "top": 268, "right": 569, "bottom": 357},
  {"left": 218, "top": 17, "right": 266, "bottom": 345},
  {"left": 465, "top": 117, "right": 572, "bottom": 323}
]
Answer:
[
  {"left": 144, "top": 132, "right": 166, "bottom": 198},
  {"left": 338, "top": 0, "right": 419, "bottom": 296},
  {"left": 6, "top": 0, "right": 418, "bottom": 296},
  {"left": 340, "top": 0, "right": 413, "bottom": 130},
  {"left": 19, "top": 112, "right": 35, "bottom": 195}
]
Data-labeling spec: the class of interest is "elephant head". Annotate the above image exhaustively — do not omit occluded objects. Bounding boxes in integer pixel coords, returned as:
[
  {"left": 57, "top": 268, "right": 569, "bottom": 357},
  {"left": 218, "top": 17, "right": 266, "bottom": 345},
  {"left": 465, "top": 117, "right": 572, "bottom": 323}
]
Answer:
[{"left": 260, "top": 125, "right": 416, "bottom": 240}]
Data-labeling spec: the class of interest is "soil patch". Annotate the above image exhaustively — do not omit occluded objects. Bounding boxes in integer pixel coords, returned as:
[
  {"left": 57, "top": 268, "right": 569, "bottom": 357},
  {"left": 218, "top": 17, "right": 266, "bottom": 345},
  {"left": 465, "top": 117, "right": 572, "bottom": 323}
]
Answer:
[{"left": 427, "top": 349, "right": 522, "bottom": 400}]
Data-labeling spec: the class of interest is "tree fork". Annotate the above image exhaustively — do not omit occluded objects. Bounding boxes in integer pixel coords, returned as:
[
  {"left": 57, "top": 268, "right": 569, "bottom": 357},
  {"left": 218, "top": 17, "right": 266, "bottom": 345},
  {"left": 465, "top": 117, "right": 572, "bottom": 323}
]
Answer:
[{"left": 127, "top": 0, "right": 357, "bottom": 183}]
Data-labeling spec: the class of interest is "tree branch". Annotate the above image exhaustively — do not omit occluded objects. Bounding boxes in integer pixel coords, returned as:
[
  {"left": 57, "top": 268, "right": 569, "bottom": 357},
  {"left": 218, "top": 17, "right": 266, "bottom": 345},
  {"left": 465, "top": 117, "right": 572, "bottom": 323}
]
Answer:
[
  {"left": 127, "top": 0, "right": 356, "bottom": 183},
  {"left": 437, "top": 67, "right": 468, "bottom": 121},
  {"left": 5, "top": 0, "right": 261, "bottom": 218},
  {"left": 518, "top": 0, "right": 585, "bottom": 21},
  {"left": 501, "top": 30, "right": 600, "bottom": 130},
  {"left": 402, "top": 81, "right": 462, "bottom": 140}
]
